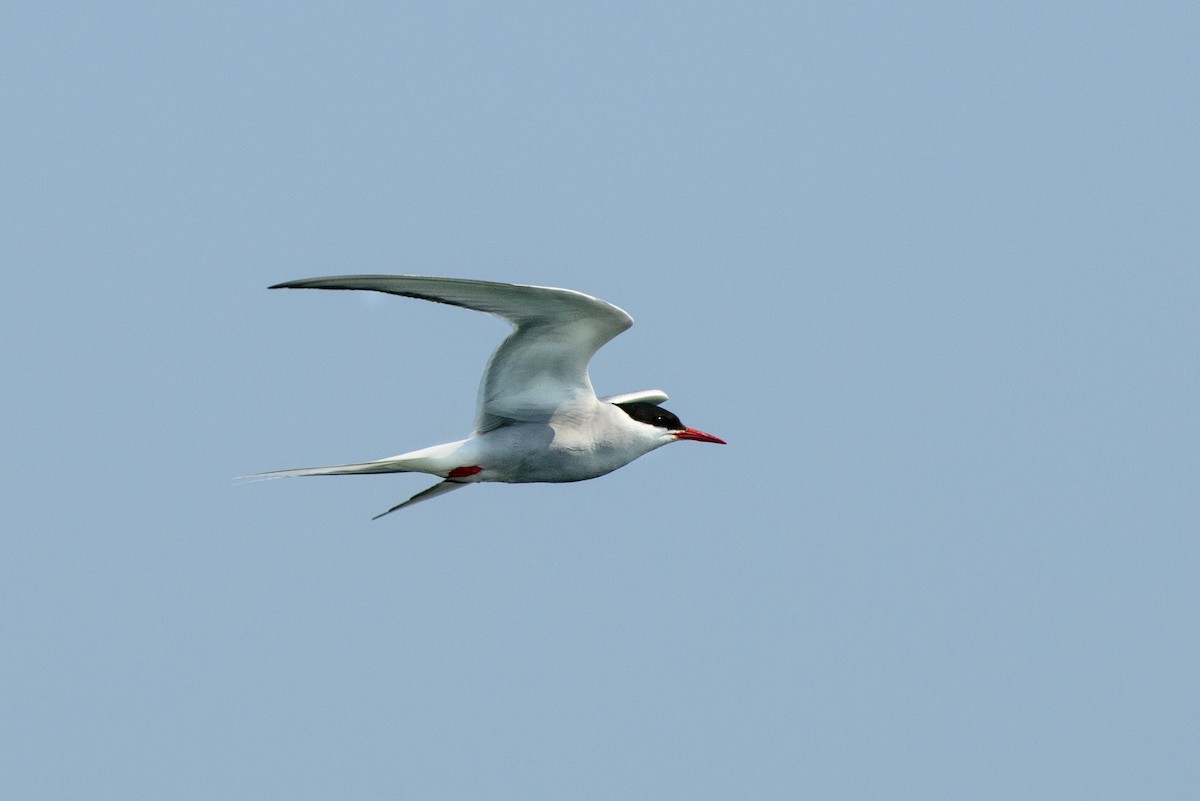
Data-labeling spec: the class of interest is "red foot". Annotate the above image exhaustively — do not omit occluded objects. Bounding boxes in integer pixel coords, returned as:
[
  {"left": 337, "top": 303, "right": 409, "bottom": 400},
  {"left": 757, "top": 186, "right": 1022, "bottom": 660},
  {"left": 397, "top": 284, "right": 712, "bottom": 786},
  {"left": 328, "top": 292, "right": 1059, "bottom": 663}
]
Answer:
[{"left": 448, "top": 465, "right": 483, "bottom": 479}]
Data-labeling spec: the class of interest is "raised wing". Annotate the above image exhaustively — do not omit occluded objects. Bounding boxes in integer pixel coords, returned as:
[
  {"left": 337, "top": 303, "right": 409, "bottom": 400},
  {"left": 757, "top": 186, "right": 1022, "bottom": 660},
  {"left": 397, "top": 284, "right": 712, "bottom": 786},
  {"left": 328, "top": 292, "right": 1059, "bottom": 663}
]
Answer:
[
  {"left": 270, "top": 275, "right": 634, "bottom": 430},
  {"left": 599, "top": 389, "right": 669, "bottom": 406}
]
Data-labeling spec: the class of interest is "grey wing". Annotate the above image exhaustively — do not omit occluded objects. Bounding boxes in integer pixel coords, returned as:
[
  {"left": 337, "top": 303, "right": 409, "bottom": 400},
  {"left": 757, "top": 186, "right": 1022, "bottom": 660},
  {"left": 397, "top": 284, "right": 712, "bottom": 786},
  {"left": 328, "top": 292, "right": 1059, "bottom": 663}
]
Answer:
[{"left": 271, "top": 275, "right": 634, "bottom": 430}]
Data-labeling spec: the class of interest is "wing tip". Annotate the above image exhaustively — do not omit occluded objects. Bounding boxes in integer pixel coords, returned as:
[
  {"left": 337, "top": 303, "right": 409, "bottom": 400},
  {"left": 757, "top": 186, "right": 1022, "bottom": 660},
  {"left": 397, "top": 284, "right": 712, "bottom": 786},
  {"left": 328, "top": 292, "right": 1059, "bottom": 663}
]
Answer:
[
  {"left": 268, "top": 278, "right": 336, "bottom": 290},
  {"left": 371, "top": 480, "right": 470, "bottom": 519},
  {"left": 600, "top": 389, "right": 670, "bottom": 406}
]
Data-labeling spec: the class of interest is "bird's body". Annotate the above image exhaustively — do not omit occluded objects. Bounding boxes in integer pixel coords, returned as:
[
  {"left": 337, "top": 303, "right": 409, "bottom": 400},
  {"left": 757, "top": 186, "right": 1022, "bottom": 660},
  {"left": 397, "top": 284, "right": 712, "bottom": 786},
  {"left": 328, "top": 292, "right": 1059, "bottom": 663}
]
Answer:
[{"left": 250, "top": 275, "right": 724, "bottom": 517}]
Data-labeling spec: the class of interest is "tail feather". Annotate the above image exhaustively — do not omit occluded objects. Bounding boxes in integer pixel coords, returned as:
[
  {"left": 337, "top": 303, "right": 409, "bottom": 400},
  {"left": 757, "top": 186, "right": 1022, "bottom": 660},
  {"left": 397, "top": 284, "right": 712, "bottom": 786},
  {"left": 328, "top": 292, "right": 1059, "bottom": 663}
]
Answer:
[
  {"left": 240, "top": 439, "right": 475, "bottom": 514},
  {"left": 239, "top": 439, "right": 470, "bottom": 482},
  {"left": 240, "top": 458, "right": 414, "bottom": 481}
]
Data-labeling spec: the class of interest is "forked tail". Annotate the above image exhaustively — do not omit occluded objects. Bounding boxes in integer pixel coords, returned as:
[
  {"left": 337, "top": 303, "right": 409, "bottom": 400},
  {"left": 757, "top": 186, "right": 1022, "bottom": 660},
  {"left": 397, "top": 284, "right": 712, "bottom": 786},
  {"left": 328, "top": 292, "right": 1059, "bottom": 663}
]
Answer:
[{"left": 240, "top": 439, "right": 477, "bottom": 517}]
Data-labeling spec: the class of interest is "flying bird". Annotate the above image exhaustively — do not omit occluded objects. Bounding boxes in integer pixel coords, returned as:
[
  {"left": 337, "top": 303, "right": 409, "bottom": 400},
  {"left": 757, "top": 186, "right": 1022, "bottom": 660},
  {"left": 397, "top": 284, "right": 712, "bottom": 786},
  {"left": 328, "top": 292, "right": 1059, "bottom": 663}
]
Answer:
[{"left": 250, "top": 275, "right": 725, "bottom": 518}]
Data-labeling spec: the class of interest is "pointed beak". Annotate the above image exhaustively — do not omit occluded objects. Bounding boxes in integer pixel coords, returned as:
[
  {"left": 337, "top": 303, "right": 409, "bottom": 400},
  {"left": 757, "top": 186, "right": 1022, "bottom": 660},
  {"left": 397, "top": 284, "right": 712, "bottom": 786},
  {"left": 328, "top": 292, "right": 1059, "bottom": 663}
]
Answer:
[{"left": 673, "top": 427, "right": 726, "bottom": 445}]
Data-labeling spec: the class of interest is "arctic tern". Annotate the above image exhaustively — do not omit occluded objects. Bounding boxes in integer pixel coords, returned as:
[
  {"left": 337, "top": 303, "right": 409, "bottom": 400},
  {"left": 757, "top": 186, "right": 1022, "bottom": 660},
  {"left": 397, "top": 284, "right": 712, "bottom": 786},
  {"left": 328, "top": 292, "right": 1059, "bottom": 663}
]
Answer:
[{"left": 251, "top": 275, "right": 725, "bottom": 518}]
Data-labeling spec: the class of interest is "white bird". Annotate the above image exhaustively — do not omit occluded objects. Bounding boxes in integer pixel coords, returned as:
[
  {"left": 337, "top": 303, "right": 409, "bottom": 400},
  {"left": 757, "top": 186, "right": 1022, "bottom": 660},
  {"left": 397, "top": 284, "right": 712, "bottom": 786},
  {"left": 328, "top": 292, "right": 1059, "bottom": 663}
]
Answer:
[{"left": 251, "top": 275, "right": 725, "bottom": 518}]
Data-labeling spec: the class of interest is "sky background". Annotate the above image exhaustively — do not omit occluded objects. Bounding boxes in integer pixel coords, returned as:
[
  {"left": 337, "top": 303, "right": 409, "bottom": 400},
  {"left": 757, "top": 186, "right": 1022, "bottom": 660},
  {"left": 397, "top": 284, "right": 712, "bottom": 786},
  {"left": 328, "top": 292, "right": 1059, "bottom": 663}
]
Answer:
[{"left": 2, "top": 2, "right": 1197, "bottom": 799}]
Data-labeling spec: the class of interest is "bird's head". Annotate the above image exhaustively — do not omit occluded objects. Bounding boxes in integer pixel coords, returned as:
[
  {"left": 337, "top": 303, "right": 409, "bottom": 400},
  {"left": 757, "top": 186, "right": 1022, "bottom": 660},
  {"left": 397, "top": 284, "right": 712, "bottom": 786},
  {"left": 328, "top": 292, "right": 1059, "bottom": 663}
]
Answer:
[{"left": 614, "top": 401, "right": 726, "bottom": 446}]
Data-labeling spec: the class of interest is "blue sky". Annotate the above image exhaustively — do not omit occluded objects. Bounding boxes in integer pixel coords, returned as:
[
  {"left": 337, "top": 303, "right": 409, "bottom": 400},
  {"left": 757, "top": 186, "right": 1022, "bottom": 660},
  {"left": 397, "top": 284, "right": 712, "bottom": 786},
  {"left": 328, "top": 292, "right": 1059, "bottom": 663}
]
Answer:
[{"left": 2, "top": 2, "right": 1197, "bottom": 799}]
